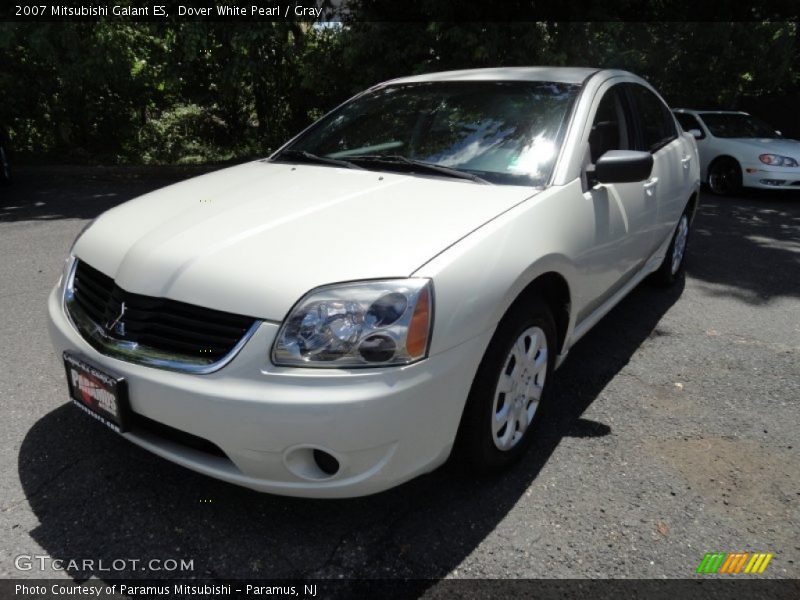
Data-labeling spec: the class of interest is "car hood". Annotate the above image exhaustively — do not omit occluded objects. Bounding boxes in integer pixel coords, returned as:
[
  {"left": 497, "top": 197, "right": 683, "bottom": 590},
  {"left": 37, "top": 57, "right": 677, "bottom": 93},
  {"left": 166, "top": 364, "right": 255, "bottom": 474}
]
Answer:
[
  {"left": 723, "top": 137, "right": 800, "bottom": 158},
  {"left": 74, "top": 160, "right": 537, "bottom": 320}
]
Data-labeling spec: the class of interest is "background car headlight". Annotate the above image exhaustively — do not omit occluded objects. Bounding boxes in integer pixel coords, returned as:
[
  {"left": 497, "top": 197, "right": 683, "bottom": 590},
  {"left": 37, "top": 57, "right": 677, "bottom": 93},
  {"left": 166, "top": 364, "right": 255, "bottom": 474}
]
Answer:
[
  {"left": 272, "top": 279, "right": 433, "bottom": 367},
  {"left": 759, "top": 154, "right": 798, "bottom": 167}
]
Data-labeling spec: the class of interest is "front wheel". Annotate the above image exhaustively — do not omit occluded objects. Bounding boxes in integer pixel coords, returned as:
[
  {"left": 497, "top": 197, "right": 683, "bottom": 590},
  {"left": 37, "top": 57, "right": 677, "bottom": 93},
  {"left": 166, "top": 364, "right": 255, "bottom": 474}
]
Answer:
[
  {"left": 456, "top": 298, "right": 556, "bottom": 471},
  {"left": 707, "top": 157, "right": 742, "bottom": 196}
]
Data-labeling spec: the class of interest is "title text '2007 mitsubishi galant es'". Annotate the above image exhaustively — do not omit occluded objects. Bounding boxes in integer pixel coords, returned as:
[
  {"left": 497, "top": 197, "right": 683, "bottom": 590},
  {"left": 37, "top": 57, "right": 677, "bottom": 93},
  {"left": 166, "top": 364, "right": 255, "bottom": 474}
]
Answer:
[{"left": 48, "top": 67, "right": 700, "bottom": 497}]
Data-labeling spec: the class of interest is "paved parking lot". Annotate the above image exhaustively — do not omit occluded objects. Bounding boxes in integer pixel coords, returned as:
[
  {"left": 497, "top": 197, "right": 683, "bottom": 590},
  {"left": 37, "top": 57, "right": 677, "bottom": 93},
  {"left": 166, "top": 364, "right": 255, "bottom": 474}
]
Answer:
[{"left": 1, "top": 167, "right": 798, "bottom": 583}]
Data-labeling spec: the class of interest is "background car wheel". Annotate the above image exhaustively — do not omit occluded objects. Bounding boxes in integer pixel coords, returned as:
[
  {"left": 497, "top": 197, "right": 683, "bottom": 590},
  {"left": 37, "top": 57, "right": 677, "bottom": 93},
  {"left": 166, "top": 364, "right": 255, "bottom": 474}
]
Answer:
[
  {"left": 0, "top": 146, "right": 10, "bottom": 184},
  {"left": 651, "top": 210, "right": 691, "bottom": 286},
  {"left": 707, "top": 157, "right": 742, "bottom": 196},
  {"left": 456, "top": 297, "right": 556, "bottom": 471}
]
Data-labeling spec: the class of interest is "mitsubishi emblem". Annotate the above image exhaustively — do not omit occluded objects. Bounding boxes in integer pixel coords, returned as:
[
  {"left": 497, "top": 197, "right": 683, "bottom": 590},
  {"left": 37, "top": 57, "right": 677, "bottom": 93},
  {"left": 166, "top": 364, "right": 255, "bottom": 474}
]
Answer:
[{"left": 106, "top": 301, "right": 127, "bottom": 336}]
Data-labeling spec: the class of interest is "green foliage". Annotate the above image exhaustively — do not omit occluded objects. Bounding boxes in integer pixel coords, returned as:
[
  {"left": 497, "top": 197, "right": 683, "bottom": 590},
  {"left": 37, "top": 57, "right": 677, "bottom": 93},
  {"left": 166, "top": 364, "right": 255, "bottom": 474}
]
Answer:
[
  {"left": 1, "top": 19, "right": 797, "bottom": 164},
  {"left": 137, "top": 103, "right": 229, "bottom": 164}
]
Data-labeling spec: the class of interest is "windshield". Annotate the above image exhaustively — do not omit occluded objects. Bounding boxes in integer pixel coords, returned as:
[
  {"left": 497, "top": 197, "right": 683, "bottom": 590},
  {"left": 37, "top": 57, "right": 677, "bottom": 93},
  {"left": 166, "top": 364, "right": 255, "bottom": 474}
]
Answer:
[
  {"left": 698, "top": 113, "right": 778, "bottom": 139},
  {"left": 276, "top": 81, "right": 581, "bottom": 186}
]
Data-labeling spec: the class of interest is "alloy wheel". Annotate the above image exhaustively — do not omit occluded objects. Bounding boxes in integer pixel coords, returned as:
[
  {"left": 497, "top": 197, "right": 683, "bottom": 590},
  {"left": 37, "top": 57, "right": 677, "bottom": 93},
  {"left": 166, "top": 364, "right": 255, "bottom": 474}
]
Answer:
[
  {"left": 491, "top": 326, "right": 548, "bottom": 451},
  {"left": 671, "top": 215, "right": 689, "bottom": 274},
  {"left": 709, "top": 160, "right": 740, "bottom": 195}
]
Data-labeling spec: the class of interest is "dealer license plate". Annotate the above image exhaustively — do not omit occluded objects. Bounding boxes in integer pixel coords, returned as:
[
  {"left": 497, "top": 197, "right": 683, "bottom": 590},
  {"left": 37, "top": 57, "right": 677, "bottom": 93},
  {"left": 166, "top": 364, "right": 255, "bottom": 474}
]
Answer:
[{"left": 63, "top": 352, "right": 130, "bottom": 432}]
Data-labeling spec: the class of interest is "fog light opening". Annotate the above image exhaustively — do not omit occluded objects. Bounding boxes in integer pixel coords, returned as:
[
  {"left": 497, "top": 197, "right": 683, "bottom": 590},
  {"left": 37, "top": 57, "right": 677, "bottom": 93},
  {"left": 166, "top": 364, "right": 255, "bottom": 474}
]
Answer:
[
  {"left": 760, "top": 178, "right": 786, "bottom": 186},
  {"left": 313, "top": 449, "right": 340, "bottom": 476},
  {"left": 284, "top": 445, "right": 342, "bottom": 481}
]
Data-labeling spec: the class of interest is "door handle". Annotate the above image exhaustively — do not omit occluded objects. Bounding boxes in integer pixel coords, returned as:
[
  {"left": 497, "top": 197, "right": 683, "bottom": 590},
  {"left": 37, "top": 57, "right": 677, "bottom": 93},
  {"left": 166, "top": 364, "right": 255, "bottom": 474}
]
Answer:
[
  {"left": 643, "top": 177, "right": 658, "bottom": 196},
  {"left": 681, "top": 155, "right": 692, "bottom": 168}
]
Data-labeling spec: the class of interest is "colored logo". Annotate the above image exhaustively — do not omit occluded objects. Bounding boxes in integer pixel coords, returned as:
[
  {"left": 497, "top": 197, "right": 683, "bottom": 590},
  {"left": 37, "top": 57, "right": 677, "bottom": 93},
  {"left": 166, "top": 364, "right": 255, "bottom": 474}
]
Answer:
[{"left": 696, "top": 552, "right": 773, "bottom": 574}]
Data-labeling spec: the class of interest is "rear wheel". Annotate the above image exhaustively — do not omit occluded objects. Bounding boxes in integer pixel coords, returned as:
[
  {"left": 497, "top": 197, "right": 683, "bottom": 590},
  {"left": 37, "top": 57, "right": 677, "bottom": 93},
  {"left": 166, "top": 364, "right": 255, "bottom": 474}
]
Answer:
[
  {"left": 707, "top": 157, "right": 742, "bottom": 196},
  {"left": 651, "top": 211, "right": 690, "bottom": 286},
  {"left": 456, "top": 298, "right": 556, "bottom": 470}
]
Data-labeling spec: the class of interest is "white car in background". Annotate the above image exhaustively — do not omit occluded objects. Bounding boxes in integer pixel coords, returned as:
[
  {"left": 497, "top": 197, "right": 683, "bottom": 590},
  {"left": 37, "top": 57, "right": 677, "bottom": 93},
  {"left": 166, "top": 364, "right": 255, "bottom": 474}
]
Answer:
[
  {"left": 673, "top": 109, "right": 800, "bottom": 195},
  {"left": 48, "top": 67, "right": 700, "bottom": 497}
]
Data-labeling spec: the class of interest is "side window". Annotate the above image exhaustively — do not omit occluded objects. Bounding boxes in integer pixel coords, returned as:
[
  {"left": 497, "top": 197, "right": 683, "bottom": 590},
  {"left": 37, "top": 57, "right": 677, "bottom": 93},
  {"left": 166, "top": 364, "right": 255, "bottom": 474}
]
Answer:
[
  {"left": 588, "top": 86, "right": 633, "bottom": 164},
  {"left": 628, "top": 84, "right": 678, "bottom": 152},
  {"left": 674, "top": 113, "right": 705, "bottom": 139}
]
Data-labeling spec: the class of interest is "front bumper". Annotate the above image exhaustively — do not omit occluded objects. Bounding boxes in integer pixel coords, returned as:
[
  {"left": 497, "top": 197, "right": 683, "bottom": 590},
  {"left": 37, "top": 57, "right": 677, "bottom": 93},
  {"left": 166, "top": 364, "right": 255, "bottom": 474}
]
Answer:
[
  {"left": 47, "top": 284, "right": 489, "bottom": 498},
  {"left": 742, "top": 165, "right": 800, "bottom": 189}
]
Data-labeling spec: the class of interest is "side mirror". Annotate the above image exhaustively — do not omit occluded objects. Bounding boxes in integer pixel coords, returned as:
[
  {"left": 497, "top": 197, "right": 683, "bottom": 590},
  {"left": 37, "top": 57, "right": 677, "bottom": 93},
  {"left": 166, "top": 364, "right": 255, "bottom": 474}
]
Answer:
[
  {"left": 688, "top": 128, "right": 703, "bottom": 140},
  {"left": 594, "top": 150, "right": 653, "bottom": 184},
  {"left": 775, "top": 130, "right": 782, "bottom": 137}
]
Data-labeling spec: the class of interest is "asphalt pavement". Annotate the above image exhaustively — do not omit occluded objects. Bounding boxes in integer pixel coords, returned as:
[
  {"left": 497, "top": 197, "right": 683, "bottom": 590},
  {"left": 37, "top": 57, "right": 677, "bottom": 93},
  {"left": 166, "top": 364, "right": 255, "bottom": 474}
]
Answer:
[{"left": 0, "top": 167, "right": 797, "bottom": 586}]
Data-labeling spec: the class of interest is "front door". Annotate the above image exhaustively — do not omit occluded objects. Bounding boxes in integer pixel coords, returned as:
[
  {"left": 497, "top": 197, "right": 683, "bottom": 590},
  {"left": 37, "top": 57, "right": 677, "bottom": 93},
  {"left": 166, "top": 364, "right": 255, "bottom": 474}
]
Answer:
[{"left": 578, "top": 82, "right": 658, "bottom": 319}]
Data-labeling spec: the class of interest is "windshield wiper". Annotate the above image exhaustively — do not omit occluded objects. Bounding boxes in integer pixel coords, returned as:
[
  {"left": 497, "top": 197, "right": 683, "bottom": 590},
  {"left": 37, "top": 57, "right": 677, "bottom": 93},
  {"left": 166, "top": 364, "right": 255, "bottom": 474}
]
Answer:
[
  {"left": 272, "top": 149, "right": 363, "bottom": 170},
  {"left": 346, "top": 154, "right": 490, "bottom": 184}
]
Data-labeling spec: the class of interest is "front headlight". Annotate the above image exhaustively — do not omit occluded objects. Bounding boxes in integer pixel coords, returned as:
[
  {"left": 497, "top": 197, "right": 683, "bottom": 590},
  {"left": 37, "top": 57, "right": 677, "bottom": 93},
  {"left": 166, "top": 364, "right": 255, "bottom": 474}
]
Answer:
[
  {"left": 759, "top": 154, "right": 798, "bottom": 167},
  {"left": 272, "top": 279, "right": 433, "bottom": 368}
]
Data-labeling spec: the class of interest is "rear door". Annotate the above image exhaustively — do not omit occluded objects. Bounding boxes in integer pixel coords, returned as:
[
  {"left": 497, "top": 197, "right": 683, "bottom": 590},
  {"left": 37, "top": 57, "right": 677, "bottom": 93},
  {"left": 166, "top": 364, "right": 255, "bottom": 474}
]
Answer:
[{"left": 675, "top": 111, "right": 711, "bottom": 180}]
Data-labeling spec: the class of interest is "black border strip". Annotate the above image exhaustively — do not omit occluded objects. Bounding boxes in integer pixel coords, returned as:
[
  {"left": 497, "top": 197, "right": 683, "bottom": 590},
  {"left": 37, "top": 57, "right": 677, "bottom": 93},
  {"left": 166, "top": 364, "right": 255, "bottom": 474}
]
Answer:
[
  {"left": 2, "top": 578, "right": 799, "bottom": 600},
  {"left": 2, "top": 0, "right": 800, "bottom": 23}
]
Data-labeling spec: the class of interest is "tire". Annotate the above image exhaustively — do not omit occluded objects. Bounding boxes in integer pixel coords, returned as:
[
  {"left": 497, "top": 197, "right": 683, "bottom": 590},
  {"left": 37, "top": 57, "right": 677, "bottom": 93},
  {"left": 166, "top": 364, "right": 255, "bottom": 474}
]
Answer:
[
  {"left": 0, "top": 146, "right": 10, "bottom": 184},
  {"left": 651, "top": 210, "right": 690, "bottom": 287},
  {"left": 707, "top": 157, "right": 741, "bottom": 196},
  {"left": 456, "top": 297, "right": 556, "bottom": 471}
]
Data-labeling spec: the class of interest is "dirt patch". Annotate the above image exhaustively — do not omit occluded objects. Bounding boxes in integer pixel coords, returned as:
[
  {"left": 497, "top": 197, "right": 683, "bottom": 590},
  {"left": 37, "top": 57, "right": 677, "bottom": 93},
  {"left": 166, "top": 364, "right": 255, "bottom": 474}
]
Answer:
[{"left": 650, "top": 436, "right": 799, "bottom": 522}]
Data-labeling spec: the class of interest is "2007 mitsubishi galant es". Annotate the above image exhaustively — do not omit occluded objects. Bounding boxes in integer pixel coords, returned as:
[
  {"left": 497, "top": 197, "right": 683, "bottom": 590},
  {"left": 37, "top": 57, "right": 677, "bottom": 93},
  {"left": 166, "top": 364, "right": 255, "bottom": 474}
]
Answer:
[{"left": 48, "top": 67, "right": 700, "bottom": 497}]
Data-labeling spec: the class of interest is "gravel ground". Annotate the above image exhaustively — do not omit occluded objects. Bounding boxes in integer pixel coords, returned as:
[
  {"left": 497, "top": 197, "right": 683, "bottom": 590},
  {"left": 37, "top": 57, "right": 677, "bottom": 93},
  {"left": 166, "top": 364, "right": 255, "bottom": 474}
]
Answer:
[{"left": 0, "top": 167, "right": 797, "bottom": 585}]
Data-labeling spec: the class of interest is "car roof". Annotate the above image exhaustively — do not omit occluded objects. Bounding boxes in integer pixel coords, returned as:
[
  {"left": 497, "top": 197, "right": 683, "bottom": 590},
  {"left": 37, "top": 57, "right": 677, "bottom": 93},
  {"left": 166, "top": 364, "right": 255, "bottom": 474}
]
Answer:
[
  {"left": 673, "top": 108, "right": 750, "bottom": 116},
  {"left": 384, "top": 67, "right": 604, "bottom": 85}
]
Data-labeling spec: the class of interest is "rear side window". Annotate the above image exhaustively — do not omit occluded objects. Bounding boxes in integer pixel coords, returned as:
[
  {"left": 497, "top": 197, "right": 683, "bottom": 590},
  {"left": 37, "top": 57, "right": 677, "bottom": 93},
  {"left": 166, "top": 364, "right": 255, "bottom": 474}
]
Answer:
[{"left": 628, "top": 84, "right": 678, "bottom": 152}]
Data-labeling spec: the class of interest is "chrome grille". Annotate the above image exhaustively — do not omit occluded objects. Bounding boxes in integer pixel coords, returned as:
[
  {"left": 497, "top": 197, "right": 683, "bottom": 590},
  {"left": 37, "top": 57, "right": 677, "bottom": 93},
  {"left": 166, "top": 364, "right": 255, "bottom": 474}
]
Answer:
[{"left": 66, "top": 259, "right": 259, "bottom": 372}]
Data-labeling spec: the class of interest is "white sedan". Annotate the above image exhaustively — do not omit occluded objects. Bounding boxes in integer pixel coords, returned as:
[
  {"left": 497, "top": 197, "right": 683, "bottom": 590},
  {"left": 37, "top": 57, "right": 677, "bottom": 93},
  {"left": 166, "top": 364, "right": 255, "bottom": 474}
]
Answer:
[
  {"left": 48, "top": 67, "right": 700, "bottom": 497},
  {"left": 673, "top": 109, "right": 800, "bottom": 194}
]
